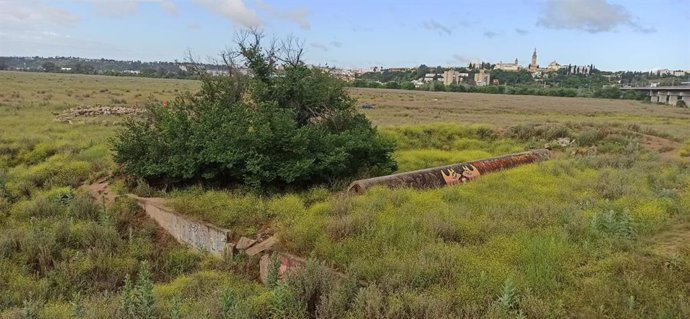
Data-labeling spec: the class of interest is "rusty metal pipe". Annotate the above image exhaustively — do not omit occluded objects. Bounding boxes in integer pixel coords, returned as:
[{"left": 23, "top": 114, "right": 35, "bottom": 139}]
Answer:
[{"left": 348, "top": 149, "right": 550, "bottom": 193}]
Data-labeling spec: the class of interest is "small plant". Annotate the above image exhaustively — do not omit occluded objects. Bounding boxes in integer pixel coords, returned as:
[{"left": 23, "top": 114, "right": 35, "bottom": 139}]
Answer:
[
  {"left": 220, "top": 288, "right": 251, "bottom": 319},
  {"left": 20, "top": 299, "right": 40, "bottom": 319},
  {"left": 497, "top": 279, "right": 519, "bottom": 311},
  {"left": 121, "top": 261, "right": 157, "bottom": 319},
  {"left": 590, "top": 209, "right": 637, "bottom": 239},
  {"left": 70, "top": 292, "right": 85, "bottom": 318},
  {"left": 266, "top": 254, "right": 281, "bottom": 289},
  {"left": 69, "top": 195, "right": 101, "bottom": 220},
  {"left": 496, "top": 279, "right": 526, "bottom": 318},
  {"left": 170, "top": 295, "right": 182, "bottom": 319}
]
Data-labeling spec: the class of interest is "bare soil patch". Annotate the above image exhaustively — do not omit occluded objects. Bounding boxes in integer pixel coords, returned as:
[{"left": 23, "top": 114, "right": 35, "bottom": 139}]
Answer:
[{"left": 650, "top": 222, "right": 690, "bottom": 257}]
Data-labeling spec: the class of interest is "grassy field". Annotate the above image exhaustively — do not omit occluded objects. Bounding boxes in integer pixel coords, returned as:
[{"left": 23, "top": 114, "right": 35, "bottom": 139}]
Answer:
[
  {"left": 1, "top": 71, "right": 690, "bottom": 318},
  {"left": 352, "top": 88, "right": 690, "bottom": 139}
]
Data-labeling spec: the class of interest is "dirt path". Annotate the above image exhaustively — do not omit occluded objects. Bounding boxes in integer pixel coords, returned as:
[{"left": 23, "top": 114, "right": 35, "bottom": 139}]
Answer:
[
  {"left": 649, "top": 221, "right": 690, "bottom": 257},
  {"left": 638, "top": 134, "right": 683, "bottom": 160},
  {"left": 84, "top": 180, "right": 116, "bottom": 205}
]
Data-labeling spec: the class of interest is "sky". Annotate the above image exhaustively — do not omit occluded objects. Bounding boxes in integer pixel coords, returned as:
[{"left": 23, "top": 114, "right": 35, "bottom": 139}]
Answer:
[{"left": 1, "top": 0, "right": 689, "bottom": 71}]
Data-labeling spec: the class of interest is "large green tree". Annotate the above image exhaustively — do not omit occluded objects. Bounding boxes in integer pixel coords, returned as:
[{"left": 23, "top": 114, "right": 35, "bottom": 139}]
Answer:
[{"left": 113, "top": 31, "right": 396, "bottom": 190}]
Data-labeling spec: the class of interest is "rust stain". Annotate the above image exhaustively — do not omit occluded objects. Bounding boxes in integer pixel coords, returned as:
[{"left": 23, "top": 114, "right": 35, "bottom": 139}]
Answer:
[{"left": 348, "top": 149, "right": 549, "bottom": 193}]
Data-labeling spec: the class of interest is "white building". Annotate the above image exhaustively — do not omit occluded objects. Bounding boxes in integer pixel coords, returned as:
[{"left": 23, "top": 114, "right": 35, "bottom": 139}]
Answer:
[
  {"left": 494, "top": 59, "right": 520, "bottom": 72},
  {"left": 474, "top": 69, "right": 490, "bottom": 86}
]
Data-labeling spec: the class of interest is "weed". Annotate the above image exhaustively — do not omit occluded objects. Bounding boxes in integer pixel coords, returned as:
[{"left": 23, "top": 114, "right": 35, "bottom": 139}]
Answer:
[{"left": 590, "top": 209, "right": 637, "bottom": 239}]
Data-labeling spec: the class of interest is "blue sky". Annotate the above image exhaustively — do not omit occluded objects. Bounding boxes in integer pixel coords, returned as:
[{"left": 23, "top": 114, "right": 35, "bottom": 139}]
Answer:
[{"left": 1, "top": 0, "right": 688, "bottom": 71}]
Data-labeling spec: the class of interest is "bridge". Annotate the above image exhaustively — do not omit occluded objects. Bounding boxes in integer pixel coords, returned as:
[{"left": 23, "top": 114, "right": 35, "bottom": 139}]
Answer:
[{"left": 621, "top": 86, "right": 690, "bottom": 106}]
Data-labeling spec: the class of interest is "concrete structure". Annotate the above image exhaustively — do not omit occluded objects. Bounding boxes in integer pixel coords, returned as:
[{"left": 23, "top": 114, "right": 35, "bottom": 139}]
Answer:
[
  {"left": 547, "top": 61, "right": 561, "bottom": 72},
  {"left": 656, "top": 69, "right": 672, "bottom": 76},
  {"left": 423, "top": 73, "right": 438, "bottom": 82},
  {"left": 443, "top": 70, "right": 464, "bottom": 85},
  {"left": 86, "top": 183, "right": 337, "bottom": 286},
  {"left": 622, "top": 86, "right": 690, "bottom": 106},
  {"left": 134, "top": 196, "right": 232, "bottom": 255},
  {"left": 494, "top": 58, "right": 520, "bottom": 72},
  {"left": 348, "top": 149, "right": 550, "bottom": 193},
  {"left": 529, "top": 48, "right": 538, "bottom": 72},
  {"left": 566, "top": 65, "right": 592, "bottom": 75},
  {"left": 474, "top": 69, "right": 490, "bottom": 86}
]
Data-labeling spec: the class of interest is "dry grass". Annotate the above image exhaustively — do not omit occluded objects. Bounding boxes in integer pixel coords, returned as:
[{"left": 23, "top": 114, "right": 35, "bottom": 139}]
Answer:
[
  {"left": 352, "top": 88, "right": 690, "bottom": 139},
  {"left": 0, "top": 71, "right": 199, "bottom": 111}
]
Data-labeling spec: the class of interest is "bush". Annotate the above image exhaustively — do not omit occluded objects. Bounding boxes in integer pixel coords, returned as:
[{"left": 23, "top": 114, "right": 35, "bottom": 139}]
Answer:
[
  {"left": 506, "top": 124, "right": 571, "bottom": 141},
  {"left": 113, "top": 32, "right": 396, "bottom": 190},
  {"left": 593, "top": 87, "right": 621, "bottom": 99}
]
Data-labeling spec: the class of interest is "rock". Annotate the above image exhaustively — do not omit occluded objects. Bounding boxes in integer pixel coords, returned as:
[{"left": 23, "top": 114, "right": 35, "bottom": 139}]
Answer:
[
  {"left": 556, "top": 137, "right": 573, "bottom": 147},
  {"left": 236, "top": 236, "right": 257, "bottom": 250},
  {"left": 54, "top": 105, "right": 145, "bottom": 122},
  {"left": 245, "top": 236, "right": 278, "bottom": 256},
  {"left": 259, "top": 254, "right": 271, "bottom": 284},
  {"left": 259, "top": 252, "right": 308, "bottom": 284}
]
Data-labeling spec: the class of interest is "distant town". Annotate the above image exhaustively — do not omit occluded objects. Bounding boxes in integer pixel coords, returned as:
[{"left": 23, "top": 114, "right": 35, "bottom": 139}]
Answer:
[{"left": 2, "top": 51, "right": 689, "bottom": 105}]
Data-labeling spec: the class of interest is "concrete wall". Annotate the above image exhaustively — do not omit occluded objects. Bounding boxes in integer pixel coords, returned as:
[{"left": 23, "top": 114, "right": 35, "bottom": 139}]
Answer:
[
  {"left": 135, "top": 197, "right": 231, "bottom": 256},
  {"left": 649, "top": 91, "right": 689, "bottom": 106}
]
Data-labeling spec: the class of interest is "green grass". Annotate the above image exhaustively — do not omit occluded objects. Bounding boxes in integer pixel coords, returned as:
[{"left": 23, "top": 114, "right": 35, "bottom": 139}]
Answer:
[{"left": 2, "top": 71, "right": 690, "bottom": 318}]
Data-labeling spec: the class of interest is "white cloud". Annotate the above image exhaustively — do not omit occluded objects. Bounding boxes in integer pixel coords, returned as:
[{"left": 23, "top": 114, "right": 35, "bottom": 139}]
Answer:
[
  {"left": 515, "top": 28, "right": 528, "bottom": 35},
  {"left": 0, "top": 29, "right": 126, "bottom": 57},
  {"left": 255, "top": 0, "right": 310, "bottom": 30},
  {"left": 193, "top": 0, "right": 309, "bottom": 30},
  {"left": 423, "top": 19, "right": 452, "bottom": 36},
  {"left": 194, "top": 0, "right": 261, "bottom": 28},
  {"left": 330, "top": 41, "right": 342, "bottom": 48},
  {"left": 0, "top": 1, "right": 80, "bottom": 29},
  {"left": 75, "top": 0, "right": 179, "bottom": 17},
  {"left": 537, "top": 0, "right": 655, "bottom": 33}
]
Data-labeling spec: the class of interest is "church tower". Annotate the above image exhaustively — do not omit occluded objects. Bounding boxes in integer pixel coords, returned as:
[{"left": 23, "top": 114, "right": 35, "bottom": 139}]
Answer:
[{"left": 530, "top": 48, "right": 538, "bottom": 72}]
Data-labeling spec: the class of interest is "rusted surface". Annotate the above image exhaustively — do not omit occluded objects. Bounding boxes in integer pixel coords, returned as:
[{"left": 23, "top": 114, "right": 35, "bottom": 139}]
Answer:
[{"left": 348, "top": 149, "right": 550, "bottom": 193}]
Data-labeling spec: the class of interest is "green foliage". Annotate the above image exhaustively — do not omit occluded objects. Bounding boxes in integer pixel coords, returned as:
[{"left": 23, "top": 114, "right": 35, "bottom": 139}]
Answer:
[
  {"left": 3, "top": 70, "right": 690, "bottom": 318},
  {"left": 401, "top": 82, "right": 415, "bottom": 90},
  {"left": 496, "top": 279, "right": 520, "bottom": 313},
  {"left": 590, "top": 209, "right": 637, "bottom": 240},
  {"left": 121, "top": 261, "right": 157, "bottom": 319},
  {"left": 113, "top": 35, "right": 396, "bottom": 190},
  {"left": 593, "top": 86, "right": 622, "bottom": 99},
  {"left": 266, "top": 255, "right": 281, "bottom": 289},
  {"left": 507, "top": 123, "right": 571, "bottom": 141}
]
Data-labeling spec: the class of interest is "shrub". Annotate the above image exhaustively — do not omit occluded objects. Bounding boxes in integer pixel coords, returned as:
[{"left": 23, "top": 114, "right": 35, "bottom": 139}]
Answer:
[
  {"left": 113, "top": 32, "right": 396, "bottom": 190},
  {"left": 121, "top": 261, "right": 157, "bottom": 319},
  {"left": 69, "top": 195, "right": 102, "bottom": 221},
  {"left": 576, "top": 128, "right": 610, "bottom": 146},
  {"left": 593, "top": 87, "right": 621, "bottom": 99},
  {"left": 506, "top": 124, "right": 570, "bottom": 141},
  {"left": 590, "top": 209, "right": 637, "bottom": 239}
]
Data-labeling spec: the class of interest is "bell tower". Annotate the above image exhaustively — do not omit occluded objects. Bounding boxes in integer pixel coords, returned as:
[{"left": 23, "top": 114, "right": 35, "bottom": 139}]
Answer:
[{"left": 530, "top": 48, "right": 538, "bottom": 72}]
